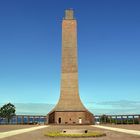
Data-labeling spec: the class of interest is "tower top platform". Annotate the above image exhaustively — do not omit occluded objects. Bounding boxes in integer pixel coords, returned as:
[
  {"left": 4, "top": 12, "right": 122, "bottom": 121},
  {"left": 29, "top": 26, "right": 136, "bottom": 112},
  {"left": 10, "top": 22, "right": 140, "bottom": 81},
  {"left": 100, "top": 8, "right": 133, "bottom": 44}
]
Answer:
[{"left": 64, "top": 9, "right": 74, "bottom": 20}]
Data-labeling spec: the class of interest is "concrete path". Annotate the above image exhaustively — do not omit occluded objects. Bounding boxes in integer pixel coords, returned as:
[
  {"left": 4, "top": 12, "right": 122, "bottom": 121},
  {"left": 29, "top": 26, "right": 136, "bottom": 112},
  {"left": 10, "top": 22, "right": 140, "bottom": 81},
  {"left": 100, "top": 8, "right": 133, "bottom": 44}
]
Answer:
[
  {"left": 92, "top": 125, "right": 140, "bottom": 136},
  {"left": 0, "top": 125, "right": 49, "bottom": 139}
]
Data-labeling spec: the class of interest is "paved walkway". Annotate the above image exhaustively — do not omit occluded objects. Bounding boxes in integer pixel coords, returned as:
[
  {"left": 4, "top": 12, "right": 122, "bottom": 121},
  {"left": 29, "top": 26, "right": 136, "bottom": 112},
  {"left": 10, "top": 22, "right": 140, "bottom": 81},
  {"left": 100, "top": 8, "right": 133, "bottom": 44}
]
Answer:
[
  {"left": 92, "top": 125, "right": 140, "bottom": 136},
  {"left": 0, "top": 125, "right": 48, "bottom": 139}
]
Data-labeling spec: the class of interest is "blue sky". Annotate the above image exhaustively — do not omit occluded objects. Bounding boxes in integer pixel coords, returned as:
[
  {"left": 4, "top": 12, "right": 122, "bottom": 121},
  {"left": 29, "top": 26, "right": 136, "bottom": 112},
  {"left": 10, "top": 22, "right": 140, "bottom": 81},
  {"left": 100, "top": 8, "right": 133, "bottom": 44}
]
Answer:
[{"left": 0, "top": 0, "right": 140, "bottom": 115}]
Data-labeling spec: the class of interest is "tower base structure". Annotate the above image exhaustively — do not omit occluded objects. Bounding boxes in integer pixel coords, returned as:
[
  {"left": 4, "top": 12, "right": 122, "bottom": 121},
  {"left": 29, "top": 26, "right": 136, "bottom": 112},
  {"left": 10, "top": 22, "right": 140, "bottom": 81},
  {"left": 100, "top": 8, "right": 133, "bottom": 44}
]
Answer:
[{"left": 48, "top": 110, "right": 94, "bottom": 125}]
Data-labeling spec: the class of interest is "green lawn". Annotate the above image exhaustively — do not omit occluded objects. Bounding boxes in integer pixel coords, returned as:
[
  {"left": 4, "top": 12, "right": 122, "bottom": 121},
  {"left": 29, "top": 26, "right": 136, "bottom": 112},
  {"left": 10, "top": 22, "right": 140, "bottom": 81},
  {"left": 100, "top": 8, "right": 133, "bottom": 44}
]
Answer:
[{"left": 45, "top": 131, "right": 106, "bottom": 138}]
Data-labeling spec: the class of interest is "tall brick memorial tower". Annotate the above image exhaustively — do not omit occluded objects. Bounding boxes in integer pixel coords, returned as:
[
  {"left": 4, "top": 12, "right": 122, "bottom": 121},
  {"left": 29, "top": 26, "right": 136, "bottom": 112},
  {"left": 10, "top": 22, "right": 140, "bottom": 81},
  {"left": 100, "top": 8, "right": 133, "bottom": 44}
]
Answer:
[{"left": 48, "top": 9, "right": 94, "bottom": 124}]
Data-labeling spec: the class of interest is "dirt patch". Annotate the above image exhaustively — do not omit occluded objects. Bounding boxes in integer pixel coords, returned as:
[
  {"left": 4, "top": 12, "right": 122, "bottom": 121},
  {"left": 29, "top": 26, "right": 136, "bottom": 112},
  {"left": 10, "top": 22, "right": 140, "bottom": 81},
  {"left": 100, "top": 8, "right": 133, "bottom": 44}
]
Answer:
[
  {"left": 0, "top": 125, "right": 35, "bottom": 132},
  {"left": 102, "top": 124, "right": 140, "bottom": 131}
]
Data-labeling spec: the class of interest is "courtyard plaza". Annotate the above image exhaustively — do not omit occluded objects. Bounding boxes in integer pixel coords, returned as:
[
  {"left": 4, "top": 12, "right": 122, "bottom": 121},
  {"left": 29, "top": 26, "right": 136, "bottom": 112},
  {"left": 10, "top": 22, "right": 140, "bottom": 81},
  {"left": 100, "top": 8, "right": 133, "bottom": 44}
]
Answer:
[{"left": 0, "top": 125, "right": 140, "bottom": 140}]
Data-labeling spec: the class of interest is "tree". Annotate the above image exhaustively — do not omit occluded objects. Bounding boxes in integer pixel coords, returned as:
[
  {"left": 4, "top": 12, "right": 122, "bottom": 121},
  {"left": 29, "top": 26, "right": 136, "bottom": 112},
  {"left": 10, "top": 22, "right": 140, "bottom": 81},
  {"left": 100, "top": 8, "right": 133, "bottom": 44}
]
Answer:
[
  {"left": 100, "top": 114, "right": 109, "bottom": 124},
  {"left": 0, "top": 103, "right": 16, "bottom": 124}
]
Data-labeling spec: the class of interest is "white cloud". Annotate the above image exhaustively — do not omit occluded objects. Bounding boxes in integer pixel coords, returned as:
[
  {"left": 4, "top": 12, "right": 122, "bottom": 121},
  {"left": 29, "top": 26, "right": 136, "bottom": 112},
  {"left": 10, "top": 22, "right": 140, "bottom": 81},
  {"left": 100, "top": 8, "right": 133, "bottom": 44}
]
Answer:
[
  {"left": 14, "top": 103, "right": 55, "bottom": 115},
  {"left": 86, "top": 100, "right": 140, "bottom": 115},
  {"left": 1, "top": 100, "right": 140, "bottom": 116}
]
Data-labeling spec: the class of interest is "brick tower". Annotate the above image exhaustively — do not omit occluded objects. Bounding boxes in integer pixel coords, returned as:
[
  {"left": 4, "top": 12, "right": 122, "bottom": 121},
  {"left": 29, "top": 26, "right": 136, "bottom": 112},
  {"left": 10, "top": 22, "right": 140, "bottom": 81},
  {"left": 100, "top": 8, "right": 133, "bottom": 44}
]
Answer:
[{"left": 48, "top": 9, "right": 94, "bottom": 124}]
